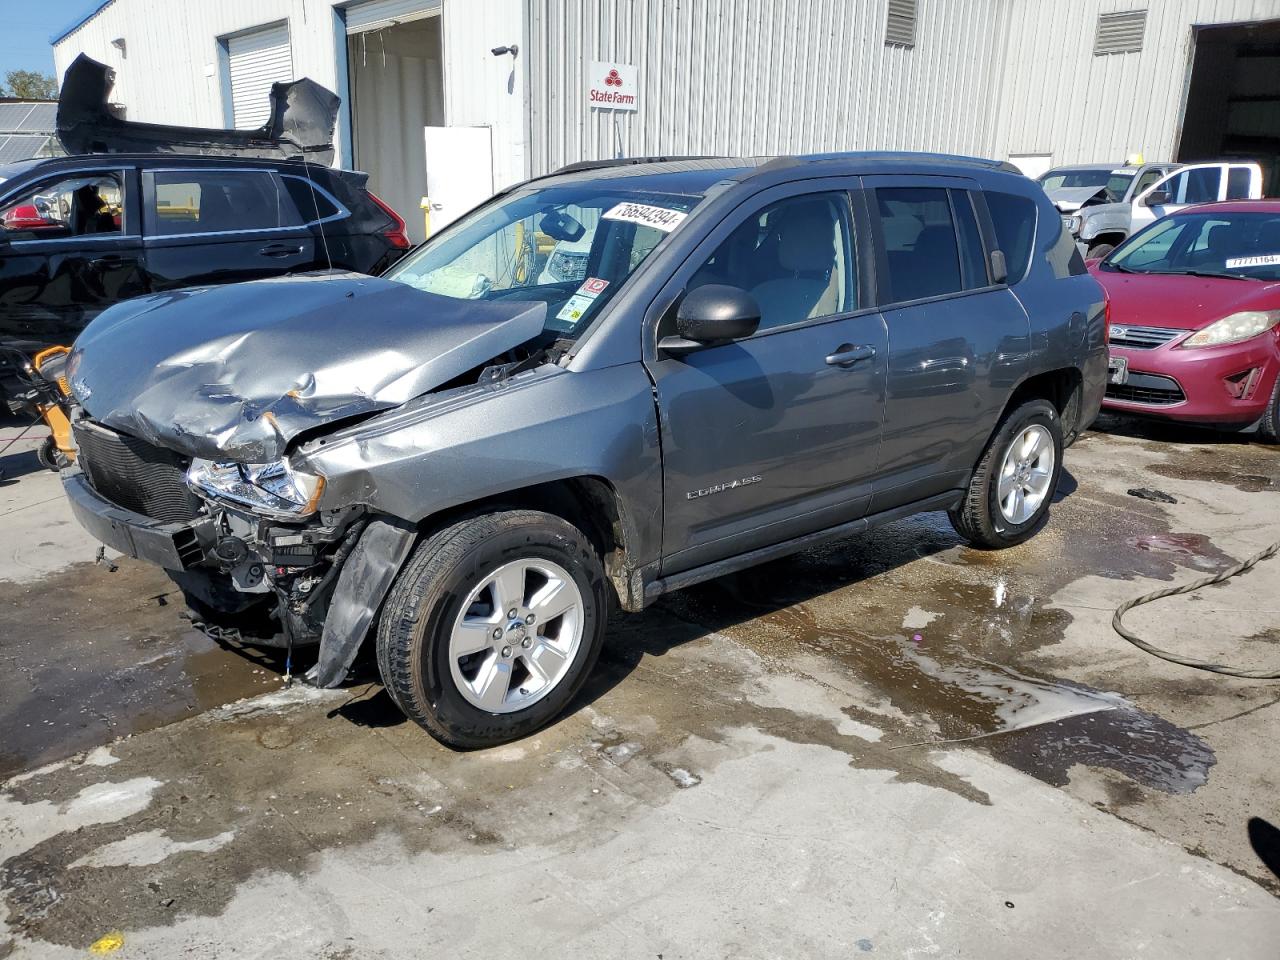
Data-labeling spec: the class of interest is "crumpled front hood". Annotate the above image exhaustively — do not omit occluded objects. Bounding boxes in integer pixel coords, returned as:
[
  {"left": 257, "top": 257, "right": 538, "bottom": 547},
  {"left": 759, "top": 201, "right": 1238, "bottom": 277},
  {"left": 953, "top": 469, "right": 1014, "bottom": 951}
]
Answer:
[
  {"left": 1047, "top": 186, "right": 1107, "bottom": 212},
  {"left": 69, "top": 273, "right": 546, "bottom": 462}
]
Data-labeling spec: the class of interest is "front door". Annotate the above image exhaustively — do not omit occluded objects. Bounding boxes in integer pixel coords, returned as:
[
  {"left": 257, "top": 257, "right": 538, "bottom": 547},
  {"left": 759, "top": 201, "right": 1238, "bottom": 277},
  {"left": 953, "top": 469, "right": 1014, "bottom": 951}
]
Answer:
[
  {"left": 141, "top": 168, "right": 316, "bottom": 292},
  {"left": 645, "top": 183, "right": 888, "bottom": 574},
  {"left": 0, "top": 167, "right": 146, "bottom": 345},
  {"left": 863, "top": 177, "right": 1031, "bottom": 510},
  {"left": 1131, "top": 162, "right": 1263, "bottom": 232}
]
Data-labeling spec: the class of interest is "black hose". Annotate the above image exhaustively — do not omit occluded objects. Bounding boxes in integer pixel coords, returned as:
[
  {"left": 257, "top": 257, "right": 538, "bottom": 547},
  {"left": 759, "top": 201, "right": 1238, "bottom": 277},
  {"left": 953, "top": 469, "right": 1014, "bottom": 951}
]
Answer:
[{"left": 1112, "top": 539, "right": 1280, "bottom": 679}]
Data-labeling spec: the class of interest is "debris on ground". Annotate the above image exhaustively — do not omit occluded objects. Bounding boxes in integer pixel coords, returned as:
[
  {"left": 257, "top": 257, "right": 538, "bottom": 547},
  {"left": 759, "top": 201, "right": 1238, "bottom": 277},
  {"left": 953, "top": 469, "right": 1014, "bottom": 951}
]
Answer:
[{"left": 1127, "top": 487, "right": 1178, "bottom": 504}]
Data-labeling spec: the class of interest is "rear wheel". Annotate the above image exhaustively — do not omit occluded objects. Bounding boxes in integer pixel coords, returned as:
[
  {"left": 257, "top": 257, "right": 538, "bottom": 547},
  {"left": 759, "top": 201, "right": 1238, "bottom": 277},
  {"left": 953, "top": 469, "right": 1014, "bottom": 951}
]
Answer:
[
  {"left": 36, "top": 436, "right": 60, "bottom": 471},
  {"left": 950, "top": 399, "right": 1063, "bottom": 549},
  {"left": 376, "top": 509, "right": 607, "bottom": 749}
]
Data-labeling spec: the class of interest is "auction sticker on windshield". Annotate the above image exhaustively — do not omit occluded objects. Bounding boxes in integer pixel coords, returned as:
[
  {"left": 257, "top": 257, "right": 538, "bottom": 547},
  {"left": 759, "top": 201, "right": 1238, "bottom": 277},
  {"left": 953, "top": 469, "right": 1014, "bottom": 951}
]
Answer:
[
  {"left": 556, "top": 277, "right": 611, "bottom": 323},
  {"left": 603, "top": 202, "right": 687, "bottom": 232},
  {"left": 1225, "top": 254, "right": 1280, "bottom": 269}
]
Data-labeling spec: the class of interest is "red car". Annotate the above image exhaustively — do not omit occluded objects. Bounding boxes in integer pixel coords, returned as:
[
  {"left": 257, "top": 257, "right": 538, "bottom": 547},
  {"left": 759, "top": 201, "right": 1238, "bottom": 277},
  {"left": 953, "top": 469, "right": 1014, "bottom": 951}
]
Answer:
[{"left": 1090, "top": 200, "right": 1280, "bottom": 440}]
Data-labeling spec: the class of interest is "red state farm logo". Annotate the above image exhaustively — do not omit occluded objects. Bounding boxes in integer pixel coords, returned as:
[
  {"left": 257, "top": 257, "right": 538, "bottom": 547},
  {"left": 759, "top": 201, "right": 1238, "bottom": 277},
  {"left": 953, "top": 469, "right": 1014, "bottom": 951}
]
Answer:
[{"left": 604, "top": 69, "right": 623, "bottom": 87}]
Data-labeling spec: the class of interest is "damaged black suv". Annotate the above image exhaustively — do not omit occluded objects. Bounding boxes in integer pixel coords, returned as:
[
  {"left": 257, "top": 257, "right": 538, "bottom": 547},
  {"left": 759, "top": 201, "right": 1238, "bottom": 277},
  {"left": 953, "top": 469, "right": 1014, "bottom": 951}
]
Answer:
[{"left": 62, "top": 153, "right": 1107, "bottom": 748}]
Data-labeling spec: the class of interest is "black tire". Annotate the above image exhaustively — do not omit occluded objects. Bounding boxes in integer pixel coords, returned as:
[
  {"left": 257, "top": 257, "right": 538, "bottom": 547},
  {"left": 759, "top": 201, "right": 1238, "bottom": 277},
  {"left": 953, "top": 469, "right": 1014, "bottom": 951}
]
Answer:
[
  {"left": 1258, "top": 375, "right": 1280, "bottom": 444},
  {"left": 376, "top": 509, "right": 608, "bottom": 749},
  {"left": 36, "top": 436, "right": 60, "bottom": 471},
  {"left": 1087, "top": 241, "right": 1116, "bottom": 260},
  {"left": 949, "top": 398, "right": 1063, "bottom": 549}
]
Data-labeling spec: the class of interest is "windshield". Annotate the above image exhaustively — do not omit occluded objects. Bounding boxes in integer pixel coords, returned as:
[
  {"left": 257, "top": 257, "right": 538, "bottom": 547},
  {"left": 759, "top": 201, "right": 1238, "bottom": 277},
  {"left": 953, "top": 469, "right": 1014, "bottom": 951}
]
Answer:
[
  {"left": 1106, "top": 211, "right": 1280, "bottom": 280},
  {"left": 1039, "top": 168, "right": 1134, "bottom": 201},
  {"left": 384, "top": 183, "right": 706, "bottom": 339}
]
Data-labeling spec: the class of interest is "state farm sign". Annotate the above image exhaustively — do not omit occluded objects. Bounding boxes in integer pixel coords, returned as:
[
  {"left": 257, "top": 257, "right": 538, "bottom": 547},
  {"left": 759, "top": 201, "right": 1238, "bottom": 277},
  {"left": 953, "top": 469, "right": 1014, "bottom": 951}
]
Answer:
[{"left": 588, "top": 61, "right": 638, "bottom": 112}]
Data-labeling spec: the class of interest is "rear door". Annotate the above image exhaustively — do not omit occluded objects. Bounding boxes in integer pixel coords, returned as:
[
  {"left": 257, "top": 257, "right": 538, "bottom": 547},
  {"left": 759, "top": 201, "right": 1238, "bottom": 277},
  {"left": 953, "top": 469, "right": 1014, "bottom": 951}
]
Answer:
[
  {"left": 864, "top": 176, "right": 1031, "bottom": 510},
  {"left": 141, "top": 167, "right": 317, "bottom": 291},
  {"left": 1131, "top": 162, "right": 1263, "bottom": 231},
  {"left": 0, "top": 166, "right": 145, "bottom": 344}
]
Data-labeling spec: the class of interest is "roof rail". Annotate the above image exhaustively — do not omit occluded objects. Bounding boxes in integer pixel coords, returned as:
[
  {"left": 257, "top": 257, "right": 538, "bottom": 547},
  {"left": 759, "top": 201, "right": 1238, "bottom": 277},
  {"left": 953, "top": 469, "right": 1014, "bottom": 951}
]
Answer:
[{"left": 551, "top": 155, "right": 726, "bottom": 176}]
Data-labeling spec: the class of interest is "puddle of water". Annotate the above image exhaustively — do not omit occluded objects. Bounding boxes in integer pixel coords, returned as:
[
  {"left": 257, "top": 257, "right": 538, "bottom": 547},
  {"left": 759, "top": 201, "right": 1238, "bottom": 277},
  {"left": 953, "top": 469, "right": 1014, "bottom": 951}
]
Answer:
[{"left": 0, "top": 559, "right": 282, "bottom": 779}]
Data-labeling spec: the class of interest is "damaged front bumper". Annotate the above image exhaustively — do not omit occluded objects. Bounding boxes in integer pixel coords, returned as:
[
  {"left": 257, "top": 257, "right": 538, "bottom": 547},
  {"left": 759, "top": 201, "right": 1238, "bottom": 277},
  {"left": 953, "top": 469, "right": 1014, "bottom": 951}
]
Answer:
[{"left": 64, "top": 463, "right": 416, "bottom": 688}]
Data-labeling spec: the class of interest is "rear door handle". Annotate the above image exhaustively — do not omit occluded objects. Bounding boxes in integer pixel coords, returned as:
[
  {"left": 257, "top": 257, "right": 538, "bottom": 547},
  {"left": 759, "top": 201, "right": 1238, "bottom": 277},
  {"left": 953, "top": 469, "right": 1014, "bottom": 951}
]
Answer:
[
  {"left": 825, "top": 344, "right": 876, "bottom": 367},
  {"left": 259, "top": 243, "right": 304, "bottom": 258},
  {"left": 89, "top": 254, "right": 132, "bottom": 268}
]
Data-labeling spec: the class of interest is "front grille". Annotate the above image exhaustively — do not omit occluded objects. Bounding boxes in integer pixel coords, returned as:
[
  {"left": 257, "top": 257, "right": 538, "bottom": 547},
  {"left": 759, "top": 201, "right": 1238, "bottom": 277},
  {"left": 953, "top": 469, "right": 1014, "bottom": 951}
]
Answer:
[
  {"left": 1109, "top": 325, "right": 1184, "bottom": 350},
  {"left": 1106, "top": 372, "right": 1186, "bottom": 406},
  {"left": 73, "top": 420, "right": 203, "bottom": 523}
]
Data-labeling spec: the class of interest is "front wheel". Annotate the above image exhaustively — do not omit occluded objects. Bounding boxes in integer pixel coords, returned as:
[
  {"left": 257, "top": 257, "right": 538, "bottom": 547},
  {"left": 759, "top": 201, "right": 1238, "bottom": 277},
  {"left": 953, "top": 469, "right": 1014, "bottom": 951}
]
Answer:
[
  {"left": 949, "top": 399, "right": 1063, "bottom": 549},
  {"left": 1087, "top": 241, "right": 1116, "bottom": 260},
  {"left": 376, "top": 509, "right": 608, "bottom": 749},
  {"left": 1257, "top": 374, "right": 1280, "bottom": 444}
]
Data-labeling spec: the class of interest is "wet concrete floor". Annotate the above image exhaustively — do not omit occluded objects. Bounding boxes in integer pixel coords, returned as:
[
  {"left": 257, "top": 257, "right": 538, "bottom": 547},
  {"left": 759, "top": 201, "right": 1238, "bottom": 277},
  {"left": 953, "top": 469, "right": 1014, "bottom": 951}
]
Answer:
[{"left": 2, "top": 415, "right": 1280, "bottom": 956}]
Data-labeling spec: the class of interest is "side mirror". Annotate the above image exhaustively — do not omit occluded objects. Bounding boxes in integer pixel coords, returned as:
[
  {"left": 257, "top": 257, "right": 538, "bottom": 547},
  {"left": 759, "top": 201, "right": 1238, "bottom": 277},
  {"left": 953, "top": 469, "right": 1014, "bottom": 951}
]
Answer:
[
  {"left": 1142, "top": 190, "right": 1170, "bottom": 207},
  {"left": 990, "top": 249, "right": 1009, "bottom": 285},
  {"left": 659, "top": 284, "right": 761, "bottom": 356}
]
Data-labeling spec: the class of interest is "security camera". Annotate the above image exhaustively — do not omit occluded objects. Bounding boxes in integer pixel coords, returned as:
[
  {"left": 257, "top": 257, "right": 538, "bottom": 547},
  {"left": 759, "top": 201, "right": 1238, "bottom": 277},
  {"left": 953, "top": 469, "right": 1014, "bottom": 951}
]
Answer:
[{"left": 491, "top": 44, "right": 519, "bottom": 57}]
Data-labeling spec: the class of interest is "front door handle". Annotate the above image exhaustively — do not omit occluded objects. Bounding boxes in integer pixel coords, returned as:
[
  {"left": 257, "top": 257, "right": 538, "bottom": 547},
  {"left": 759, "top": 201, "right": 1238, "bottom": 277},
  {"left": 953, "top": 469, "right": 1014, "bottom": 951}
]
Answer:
[
  {"left": 825, "top": 343, "right": 876, "bottom": 367},
  {"left": 89, "top": 254, "right": 132, "bottom": 268},
  {"left": 259, "top": 243, "right": 304, "bottom": 258}
]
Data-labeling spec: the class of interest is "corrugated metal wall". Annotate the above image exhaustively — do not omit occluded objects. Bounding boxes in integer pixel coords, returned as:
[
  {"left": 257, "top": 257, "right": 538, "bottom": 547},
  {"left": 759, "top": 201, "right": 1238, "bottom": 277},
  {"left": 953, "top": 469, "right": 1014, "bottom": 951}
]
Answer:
[
  {"left": 528, "top": 0, "right": 1005, "bottom": 176},
  {"left": 991, "top": 0, "right": 1280, "bottom": 165}
]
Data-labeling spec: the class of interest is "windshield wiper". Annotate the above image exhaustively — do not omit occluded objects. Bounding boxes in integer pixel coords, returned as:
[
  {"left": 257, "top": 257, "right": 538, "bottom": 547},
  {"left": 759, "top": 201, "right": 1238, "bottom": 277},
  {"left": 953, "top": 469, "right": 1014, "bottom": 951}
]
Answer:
[
  {"left": 1107, "top": 262, "right": 1141, "bottom": 274},
  {"left": 1180, "top": 269, "right": 1252, "bottom": 281}
]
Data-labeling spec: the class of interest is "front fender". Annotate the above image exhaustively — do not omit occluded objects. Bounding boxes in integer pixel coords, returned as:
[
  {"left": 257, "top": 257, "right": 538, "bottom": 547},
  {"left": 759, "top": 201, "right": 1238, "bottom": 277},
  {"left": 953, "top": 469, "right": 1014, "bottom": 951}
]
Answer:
[{"left": 295, "top": 362, "right": 663, "bottom": 566}]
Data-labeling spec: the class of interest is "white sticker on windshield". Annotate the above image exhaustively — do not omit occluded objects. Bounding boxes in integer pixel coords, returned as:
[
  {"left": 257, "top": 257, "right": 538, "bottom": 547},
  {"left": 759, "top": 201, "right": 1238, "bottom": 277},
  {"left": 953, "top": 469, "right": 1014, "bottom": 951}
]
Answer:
[
  {"left": 1110, "top": 169, "right": 1130, "bottom": 175},
  {"left": 1225, "top": 254, "right": 1280, "bottom": 269},
  {"left": 603, "top": 202, "right": 687, "bottom": 233}
]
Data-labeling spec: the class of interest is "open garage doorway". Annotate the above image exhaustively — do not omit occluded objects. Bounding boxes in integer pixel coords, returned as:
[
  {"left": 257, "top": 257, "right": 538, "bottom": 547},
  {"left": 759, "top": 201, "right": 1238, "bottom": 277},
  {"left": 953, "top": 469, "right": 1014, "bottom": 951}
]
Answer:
[
  {"left": 346, "top": 9, "right": 444, "bottom": 244},
  {"left": 1179, "top": 19, "right": 1280, "bottom": 195}
]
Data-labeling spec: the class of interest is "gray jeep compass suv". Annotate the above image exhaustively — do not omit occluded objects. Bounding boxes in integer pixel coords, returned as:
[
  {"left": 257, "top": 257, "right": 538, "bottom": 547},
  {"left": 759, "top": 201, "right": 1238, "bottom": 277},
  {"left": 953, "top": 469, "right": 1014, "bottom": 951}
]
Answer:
[{"left": 62, "top": 153, "right": 1107, "bottom": 747}]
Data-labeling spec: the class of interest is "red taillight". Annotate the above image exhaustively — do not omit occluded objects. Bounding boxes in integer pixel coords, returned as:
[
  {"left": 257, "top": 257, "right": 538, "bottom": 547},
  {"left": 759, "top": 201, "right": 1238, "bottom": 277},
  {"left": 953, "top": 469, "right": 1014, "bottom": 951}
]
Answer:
[{"left": 366, "top": 191, "right": 411, "bottom": 250}]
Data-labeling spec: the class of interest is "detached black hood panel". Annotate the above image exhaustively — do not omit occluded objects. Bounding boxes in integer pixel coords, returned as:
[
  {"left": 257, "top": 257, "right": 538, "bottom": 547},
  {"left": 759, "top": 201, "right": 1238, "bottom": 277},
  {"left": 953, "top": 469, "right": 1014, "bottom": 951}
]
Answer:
[
  {"left": 58, "top": 54, "right": 339, "bottom": 164},
  {"left": 68, "top": 273, "right": 547, "bottom": 462}
]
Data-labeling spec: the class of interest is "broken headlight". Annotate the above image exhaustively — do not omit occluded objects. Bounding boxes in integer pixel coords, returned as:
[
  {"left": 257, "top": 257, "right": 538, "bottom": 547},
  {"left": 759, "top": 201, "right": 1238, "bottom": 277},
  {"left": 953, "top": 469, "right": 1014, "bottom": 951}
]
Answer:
[{"left": 186, "top": 458, "right": 325, "bottom": 519}]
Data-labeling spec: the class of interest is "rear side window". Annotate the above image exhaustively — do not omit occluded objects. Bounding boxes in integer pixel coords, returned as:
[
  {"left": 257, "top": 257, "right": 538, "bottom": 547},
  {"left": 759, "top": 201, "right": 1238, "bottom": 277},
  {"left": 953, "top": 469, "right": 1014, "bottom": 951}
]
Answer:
[
  {"left": 1226, "top": 167, "right": 1252, "bottom": 200},
  {"left": 875, "top": 187, "right": 963, "bottom": 303},
  {"left": 282, "top": 175, "right": 342, "bottom": 222},
  {"left": 950, "top": 190, "right": 989, "bottom": 289},
  {"left": 146, "top": 170, "right": 302, "bottom": 236},
  {"left": 984, "top": 191, "right": 1036, "bottom": 284}
]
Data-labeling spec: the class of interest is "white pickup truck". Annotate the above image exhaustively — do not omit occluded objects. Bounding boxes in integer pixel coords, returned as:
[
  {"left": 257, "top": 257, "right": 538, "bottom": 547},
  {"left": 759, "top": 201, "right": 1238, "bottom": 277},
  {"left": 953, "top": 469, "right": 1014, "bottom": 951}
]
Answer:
[{"left": 1039, "top": 160, "right": 1264, "bottom": 259}]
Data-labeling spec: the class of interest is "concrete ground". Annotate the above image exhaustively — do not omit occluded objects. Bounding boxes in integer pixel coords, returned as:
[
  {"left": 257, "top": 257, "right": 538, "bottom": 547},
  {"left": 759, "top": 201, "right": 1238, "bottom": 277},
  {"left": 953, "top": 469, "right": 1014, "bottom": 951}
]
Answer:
[{"left": 1, "top": 412, "right": 1279, "bottom": 958}]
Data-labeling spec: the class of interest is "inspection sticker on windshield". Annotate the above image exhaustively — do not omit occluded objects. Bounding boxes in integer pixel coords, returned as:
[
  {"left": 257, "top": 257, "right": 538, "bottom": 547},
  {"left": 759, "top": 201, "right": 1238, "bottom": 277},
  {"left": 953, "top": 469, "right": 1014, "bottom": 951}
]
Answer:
[
  {"left": 1225, "top": 254, "right": 1280, "bottom": 269},
  {"left": 603, "top": 202, "right": 687, "bottom": 232},
  {"left": 556, "top": 277, "right": 610, "bottom": 323}
]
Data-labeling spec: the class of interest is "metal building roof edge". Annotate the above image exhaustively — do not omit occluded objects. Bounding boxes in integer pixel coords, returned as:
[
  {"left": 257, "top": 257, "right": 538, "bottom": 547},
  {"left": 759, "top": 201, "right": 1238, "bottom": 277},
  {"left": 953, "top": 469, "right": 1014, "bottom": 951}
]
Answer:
[{"left": 50, "top": 0, "right": 116, "bottom": 46}]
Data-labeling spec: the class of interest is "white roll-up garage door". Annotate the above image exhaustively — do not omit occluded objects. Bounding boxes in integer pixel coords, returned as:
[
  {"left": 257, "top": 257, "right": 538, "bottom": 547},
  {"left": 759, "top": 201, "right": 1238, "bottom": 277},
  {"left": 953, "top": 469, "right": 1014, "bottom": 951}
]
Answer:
[
  {"left": 344, "top": 0, "right": 440, "bottom": 34},
  {"left": 227, "top": 23, "right": 294, "bottom": 129}
]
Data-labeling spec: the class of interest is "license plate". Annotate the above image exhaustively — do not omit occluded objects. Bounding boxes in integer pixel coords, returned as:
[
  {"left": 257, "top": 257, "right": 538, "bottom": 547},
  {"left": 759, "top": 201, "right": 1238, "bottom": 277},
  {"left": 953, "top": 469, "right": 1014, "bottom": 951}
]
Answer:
[{"left": 1108, "top": 356, "right": 1128, "bottom": 385}]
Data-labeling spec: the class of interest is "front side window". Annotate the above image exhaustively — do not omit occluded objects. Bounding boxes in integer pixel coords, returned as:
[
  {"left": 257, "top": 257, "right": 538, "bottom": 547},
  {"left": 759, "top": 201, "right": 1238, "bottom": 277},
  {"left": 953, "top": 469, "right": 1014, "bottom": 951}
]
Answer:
[
  {"left": 0, "top": 173, "right": 123, "bottom": 241},
  {"left": 1108, "top": 212, "right": 1280, "bottom": 280},
  {"left": 876, "top": 187, "right": 965, "bottom": 303},
  {"left": 1159, "top": 167, "right": 1221, "bottom": 205},
  {"left": 147, "top": 170, "right": 302, "bottom": 236},
  {"left": 385, "top": 183, "right": 706, "bottom": 340},
  {"left": 688, "top": 192, "right": 855, "bottom": 332}
]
